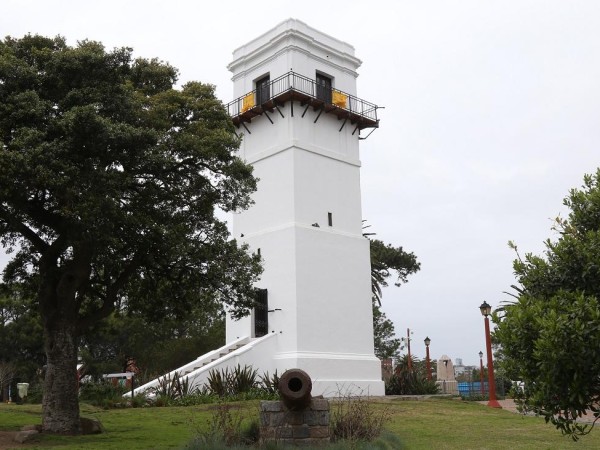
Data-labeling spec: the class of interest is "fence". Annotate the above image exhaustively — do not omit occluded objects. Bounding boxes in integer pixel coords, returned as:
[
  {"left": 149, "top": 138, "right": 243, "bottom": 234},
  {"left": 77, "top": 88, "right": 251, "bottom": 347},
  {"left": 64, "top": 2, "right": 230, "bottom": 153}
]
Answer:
[{"left": 457, "top": 380, "right": 506, "bottom": 398}]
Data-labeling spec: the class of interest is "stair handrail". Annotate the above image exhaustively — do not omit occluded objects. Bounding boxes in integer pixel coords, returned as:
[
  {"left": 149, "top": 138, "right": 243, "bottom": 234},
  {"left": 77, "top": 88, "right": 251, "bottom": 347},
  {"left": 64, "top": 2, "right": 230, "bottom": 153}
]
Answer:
[{"left": 129, "top": 336, "right": 250, "bottom": 396}]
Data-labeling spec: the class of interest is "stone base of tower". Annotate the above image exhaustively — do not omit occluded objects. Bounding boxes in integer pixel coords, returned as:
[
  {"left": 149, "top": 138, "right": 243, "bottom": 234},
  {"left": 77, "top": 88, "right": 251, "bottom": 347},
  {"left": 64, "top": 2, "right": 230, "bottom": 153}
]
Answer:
[{"left": 273, "top": 351, "right": 385, "bottom": 397}]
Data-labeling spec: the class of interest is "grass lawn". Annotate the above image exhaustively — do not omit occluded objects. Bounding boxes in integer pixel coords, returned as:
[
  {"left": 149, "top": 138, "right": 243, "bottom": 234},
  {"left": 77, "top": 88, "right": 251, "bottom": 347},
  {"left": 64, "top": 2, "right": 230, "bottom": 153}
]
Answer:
[
  {"left": 383, "top": 397, "right": 600, "bottom": 449},
  {"left": 2, "top": 398, "right": 599, "bottom": 449}
]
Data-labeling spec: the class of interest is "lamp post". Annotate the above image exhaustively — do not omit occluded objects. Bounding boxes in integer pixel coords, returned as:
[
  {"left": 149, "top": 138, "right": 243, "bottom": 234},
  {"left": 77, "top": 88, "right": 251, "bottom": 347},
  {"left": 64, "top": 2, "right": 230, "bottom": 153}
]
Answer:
[
  {"left": 424, "top": 336, "right": 432, "bottom": 380},
  {"left": 479, "top": 301, "right": 501, "bottom": 408},
  {"left": 479, "top": 351, "right": 485, "bottom": 395}
]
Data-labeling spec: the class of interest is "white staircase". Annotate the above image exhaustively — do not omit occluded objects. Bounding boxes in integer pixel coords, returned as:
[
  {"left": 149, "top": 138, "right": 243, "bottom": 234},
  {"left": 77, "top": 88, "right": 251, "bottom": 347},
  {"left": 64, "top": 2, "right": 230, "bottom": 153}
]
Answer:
[{"left": 127, "top": 333, "right": 278, "bottom": 397}]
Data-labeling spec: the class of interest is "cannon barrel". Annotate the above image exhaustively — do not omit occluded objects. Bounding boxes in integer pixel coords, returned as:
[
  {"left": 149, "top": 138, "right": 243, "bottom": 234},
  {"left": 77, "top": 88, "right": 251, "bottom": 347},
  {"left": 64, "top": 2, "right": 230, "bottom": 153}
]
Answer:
[{"left": 277, "top": 368, "right": 312, "bottom": 410}]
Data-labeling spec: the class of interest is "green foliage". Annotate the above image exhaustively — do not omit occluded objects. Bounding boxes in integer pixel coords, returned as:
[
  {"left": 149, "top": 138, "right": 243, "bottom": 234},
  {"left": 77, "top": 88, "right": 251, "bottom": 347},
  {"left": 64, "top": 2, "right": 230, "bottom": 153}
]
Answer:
[
  {"left": 9, "top": 398, "right": 600, "bottom": 449},
  {"left": 229, "top": 365, "right": 259, "bottom": 396},
  {"left": 385, "top": 356, "right": 439, "bottom": 395},
  {"left": 79, "top": 381, "right": 130, "bottom": 408},
  {"left": 150, "top": 365, "right": 277, "bottom": 407},
  {"left": 0, "top": 34, "right": 262, "bottom": 431},
  {"left": 188, "top": 402, "right": 257, "bottom": 448},
  {"left": 205, "top": 364, "right": 258, "bottom": 398},
  {"left": 25, "top": 381, "right": 44, "bottom": 404},
  {"left": 372, "top": 304, "right": 401, "bottom": 360},
  {"left": 496, "top": 169, "right": 600, "bottom": 439},
  {"left": 151, "top": 371, "right": 198, "bottom": 402},
  {"left": 368, "top": 237, "right": 421, "bottom": 307},
  {"left": 258, "top": 370, "right": 280, "bottom": 395},
  {"left": 364, "top": 224, "right": 420, "bottom": 360},
  {"left": 0, "top": 283, "right": 44, "bottom": 384}
]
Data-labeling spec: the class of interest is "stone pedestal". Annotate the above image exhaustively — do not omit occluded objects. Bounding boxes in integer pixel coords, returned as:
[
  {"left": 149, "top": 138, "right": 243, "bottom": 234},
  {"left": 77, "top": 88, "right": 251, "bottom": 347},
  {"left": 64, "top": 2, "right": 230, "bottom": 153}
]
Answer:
[
  {"left": 436, "top": 380, "right": 459, "bottom": 395},
  {"left": 260, "top": 398, "right": 330, "bottom": 447}
]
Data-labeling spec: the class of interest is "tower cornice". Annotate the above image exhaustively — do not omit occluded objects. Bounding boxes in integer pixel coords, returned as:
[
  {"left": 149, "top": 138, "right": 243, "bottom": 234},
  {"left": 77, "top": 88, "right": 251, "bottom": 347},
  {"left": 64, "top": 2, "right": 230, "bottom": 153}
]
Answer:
[{"left": 228, "top": 18, "right": 362, "bottom": 77}]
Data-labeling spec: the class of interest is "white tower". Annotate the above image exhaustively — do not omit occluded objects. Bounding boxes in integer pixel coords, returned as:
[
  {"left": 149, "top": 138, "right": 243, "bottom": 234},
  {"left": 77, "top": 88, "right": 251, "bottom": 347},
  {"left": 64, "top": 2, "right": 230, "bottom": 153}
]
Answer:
[{"left": 225, "top": 19, "right": 383, "bottom": 396}]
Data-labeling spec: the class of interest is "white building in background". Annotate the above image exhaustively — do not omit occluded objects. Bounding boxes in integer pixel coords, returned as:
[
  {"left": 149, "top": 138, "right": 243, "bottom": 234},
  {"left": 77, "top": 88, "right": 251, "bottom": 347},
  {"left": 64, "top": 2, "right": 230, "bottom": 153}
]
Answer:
[{"left": 132, "top": 19, "right": 383, "bottom": 398}]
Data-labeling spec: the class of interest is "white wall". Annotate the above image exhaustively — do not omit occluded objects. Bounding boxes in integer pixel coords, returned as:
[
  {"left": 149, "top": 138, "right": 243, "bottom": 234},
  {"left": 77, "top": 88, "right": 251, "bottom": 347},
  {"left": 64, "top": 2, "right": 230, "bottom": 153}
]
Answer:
[{"left": 226, "top": 18, "right": 383, "bottom": 396}]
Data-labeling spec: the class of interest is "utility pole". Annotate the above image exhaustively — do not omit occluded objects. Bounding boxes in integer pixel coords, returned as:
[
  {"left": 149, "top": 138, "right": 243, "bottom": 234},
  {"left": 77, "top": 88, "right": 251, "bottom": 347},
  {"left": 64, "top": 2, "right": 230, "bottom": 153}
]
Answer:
[{"left": 407, "top": 328, "right": 412, "bottom": 371}]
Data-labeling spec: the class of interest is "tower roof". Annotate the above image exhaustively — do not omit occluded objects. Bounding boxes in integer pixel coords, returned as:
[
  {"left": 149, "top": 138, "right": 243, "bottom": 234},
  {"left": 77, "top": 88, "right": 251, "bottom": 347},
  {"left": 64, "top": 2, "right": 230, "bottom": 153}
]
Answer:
[{"left": 228, "top": 18, "right": 362, "bottom": 76}]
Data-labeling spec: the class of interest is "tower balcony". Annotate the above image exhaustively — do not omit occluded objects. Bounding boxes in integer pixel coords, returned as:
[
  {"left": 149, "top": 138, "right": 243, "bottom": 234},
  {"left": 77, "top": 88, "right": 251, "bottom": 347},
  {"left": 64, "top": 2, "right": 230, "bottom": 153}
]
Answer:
[{"left": 225, "top": 71, "right": 379, "bottom": 134}]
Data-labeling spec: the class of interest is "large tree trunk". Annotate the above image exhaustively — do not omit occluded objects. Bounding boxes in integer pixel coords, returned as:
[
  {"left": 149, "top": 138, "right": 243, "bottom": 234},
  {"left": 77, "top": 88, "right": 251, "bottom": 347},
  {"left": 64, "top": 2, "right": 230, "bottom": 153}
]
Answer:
[{"left": 42, "top": 319, "right": 80, "bottom": 434}]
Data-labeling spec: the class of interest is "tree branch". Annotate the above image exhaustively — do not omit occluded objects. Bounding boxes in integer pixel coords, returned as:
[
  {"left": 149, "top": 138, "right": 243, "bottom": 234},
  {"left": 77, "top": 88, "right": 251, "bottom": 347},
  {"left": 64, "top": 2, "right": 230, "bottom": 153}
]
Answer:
[
  {"left": 0, "top": 208, "right": 48, "bottom": 252},
  {"left": 76, "top": 252, "right": 142, "bottom": 332}
]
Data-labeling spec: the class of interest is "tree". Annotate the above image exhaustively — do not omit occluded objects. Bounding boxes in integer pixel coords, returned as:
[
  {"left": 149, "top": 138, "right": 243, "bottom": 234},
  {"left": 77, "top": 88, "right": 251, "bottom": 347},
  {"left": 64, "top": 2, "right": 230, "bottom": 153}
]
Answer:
[
  {"left": 79, "top": 302, "right": 227, "bottom": 378},
  {"left": 369, "top": 238, "right": 420, "bottom": 307},
  {"left": 494, "top": 169, "right": 600, "bottom": 439},
  {"left": 0, "top": 283, "right": 45, "bottom": 387},
  {"left": 372, "top": 303, "right": 401, "bottom": 360},
  {"left": 0, "top": 35, "right": 262, "bottom": 433},
  {"left": 366, "top": 231, "right": 420, "bottom": 359},
  {"left": 385, "top": 355, "right": 438, "bottom": 395}
]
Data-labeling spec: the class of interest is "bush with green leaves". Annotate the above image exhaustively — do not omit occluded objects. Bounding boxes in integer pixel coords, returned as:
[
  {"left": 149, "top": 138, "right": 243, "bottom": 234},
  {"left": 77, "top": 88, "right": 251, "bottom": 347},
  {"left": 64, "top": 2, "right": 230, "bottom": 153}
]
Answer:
[
  {"left": 151, "top": 371, "right": 199, "bottom": 401},
  {"left": 204, "top": 365, "right": 278, "bottom": 400},
  {"left": 150, "top": 365, "right": 278, "bottom": 407},
  {"left": 385, "top": 355, "right": 439, "bottom": 395},
  {"left": 79, "top": 380, "right": 130, "bottom": 408},
  {"left": 495, "top": 170, "right": 600, "bottom": 440}
]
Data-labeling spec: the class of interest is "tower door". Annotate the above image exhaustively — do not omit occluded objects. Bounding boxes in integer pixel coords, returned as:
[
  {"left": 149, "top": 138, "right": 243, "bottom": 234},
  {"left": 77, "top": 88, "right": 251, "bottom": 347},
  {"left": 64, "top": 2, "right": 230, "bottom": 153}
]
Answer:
[
  {"left": 254, "top": 288, "right": 268, "bottom": 337},
  {"left": 316, "top": 73, "right": 332, "bottom": 104},
  {"left": 256, "top": 76, "right": 270, "bottom": 105}
]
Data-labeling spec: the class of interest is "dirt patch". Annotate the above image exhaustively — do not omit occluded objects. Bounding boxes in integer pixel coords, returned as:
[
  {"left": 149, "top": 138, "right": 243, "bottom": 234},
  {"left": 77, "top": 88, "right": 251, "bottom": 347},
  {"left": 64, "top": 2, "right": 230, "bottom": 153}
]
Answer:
[{"left": 0, "top": 430, "right": 33, "bottom": 450}]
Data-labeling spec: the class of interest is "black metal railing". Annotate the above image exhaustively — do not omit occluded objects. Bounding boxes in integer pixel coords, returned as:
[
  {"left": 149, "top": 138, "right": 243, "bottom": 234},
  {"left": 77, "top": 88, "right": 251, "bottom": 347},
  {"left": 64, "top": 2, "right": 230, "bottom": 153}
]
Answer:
[{"left": 225, "top": 72, "right": 378, "bottom": 128}]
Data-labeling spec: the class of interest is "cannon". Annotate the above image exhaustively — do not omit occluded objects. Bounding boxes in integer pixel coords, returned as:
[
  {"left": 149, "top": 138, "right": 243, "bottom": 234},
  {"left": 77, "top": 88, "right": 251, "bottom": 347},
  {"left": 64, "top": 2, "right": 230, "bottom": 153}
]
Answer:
[{"left": 277, "top": 368, "right": 313, "bottom": 410}]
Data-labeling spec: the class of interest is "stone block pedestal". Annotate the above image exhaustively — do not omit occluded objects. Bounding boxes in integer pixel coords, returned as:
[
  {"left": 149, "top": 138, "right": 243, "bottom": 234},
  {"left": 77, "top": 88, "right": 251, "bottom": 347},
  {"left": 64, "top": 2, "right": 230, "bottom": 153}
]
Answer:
[{"left": 260, "top": 398, "right": 330, "bottom": 446}]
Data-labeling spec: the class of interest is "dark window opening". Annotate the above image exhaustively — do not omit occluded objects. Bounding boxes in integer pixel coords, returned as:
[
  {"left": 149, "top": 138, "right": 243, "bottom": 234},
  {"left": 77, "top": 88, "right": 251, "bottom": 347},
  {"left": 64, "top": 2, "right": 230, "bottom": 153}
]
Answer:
[
  {"left": 254, "top": 288, "right": 268, "bottom": 337},
  {"left": 328, "top": 212, "right": 333, "bottom": 226},
  {"left": 316, "top": 73, "right": 332, "bottom": 104},
  {"left": 256, "top": 75, "right": 270, "bottom": 105}
]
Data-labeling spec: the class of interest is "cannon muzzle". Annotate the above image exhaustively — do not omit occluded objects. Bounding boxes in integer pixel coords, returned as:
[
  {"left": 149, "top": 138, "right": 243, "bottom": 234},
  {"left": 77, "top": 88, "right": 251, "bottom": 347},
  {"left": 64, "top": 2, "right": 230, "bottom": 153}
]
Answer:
[{"left": 277, "top": 368, "right": 312, "bottom": 410}]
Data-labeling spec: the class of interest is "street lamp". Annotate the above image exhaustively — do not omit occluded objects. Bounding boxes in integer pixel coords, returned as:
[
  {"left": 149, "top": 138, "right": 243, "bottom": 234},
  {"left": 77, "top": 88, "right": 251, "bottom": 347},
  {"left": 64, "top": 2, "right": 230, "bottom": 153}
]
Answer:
[
  {"left": 424, "top": 336, "right": 432, "bottom": 380},
  {"left": 479, "top": 351, "right": 484, "bottom": 395},
  {"left": 479, "top": 301, "right": 501, "bottom": 408}
]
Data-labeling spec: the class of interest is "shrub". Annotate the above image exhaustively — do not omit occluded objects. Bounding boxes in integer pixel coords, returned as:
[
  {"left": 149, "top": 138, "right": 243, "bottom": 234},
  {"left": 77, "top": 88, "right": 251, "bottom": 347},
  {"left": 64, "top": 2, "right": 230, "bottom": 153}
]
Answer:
[
  {"left": 258, "top": 370, "right": 280, "bottom": 394},
  {"left": 151, "top": 370, "right": 200, "bottom": 404},
  {"left": 204, "top": 364, "right": 260, "bottom": 398},
  {"left": 24, "top": 381, "right": 44, "bottom": 404},
  {"left": 385, "top": 372, "right": 439, "bottom": 395},
  {"left": 186, "top": 401, "right": 258, "bottom": 448},
  {"left": 79, "top": 380, "right": 129, "bottom": 408},
  {"left": 330, "top": 392, "right": 391, "bottom": 443}
]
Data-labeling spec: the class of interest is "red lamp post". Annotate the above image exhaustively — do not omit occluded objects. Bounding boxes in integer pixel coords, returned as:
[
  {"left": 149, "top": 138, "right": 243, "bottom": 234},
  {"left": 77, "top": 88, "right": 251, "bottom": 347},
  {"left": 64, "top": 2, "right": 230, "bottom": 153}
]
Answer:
[
  {"left": 479, "top": 351, "right": 485, "bottom": 395},
  {"left": 479, "top": 301, "right": 501, "bottom": 408},
  {"left": 424, "top": 336, "right": 432, "bottom": 380}
]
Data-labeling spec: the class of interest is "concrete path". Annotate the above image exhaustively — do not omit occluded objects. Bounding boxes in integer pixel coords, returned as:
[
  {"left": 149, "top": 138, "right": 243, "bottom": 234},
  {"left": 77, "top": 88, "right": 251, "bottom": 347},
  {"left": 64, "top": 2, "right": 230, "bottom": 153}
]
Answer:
[{"left": 482, "top": 399, "right": 598, "bottom": 425}]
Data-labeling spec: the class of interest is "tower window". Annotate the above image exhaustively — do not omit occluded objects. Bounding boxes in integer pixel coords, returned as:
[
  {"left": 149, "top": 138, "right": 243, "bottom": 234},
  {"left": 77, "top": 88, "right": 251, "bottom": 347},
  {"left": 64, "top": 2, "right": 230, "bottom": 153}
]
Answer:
[
  {"left": 256, "top": 75, "right": 270, "bottom": 105},
  {"left": 316, "top": 73, "right": 332, "bottom": 104},
  {"left": 328, "top": 212, "right": 333, "bottom": 227}
]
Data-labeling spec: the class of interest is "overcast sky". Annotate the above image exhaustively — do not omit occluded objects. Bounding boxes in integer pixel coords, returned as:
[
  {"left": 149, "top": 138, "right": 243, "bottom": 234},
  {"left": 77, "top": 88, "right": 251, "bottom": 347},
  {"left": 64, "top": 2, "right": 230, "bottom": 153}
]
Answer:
[{"left": 2, "top": 1, "right": 599, "bottom": 366}]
